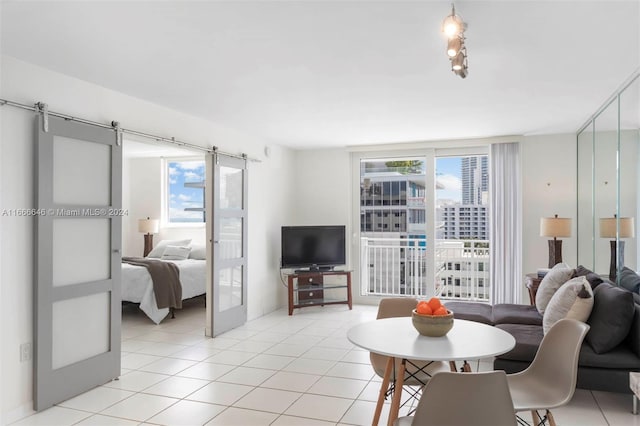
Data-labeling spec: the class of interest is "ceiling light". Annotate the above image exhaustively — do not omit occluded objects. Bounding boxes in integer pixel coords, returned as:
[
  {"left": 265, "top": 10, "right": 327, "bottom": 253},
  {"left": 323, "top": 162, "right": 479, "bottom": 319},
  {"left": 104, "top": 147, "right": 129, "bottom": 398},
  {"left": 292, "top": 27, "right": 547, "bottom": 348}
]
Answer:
[
  {"left": 443, "top": 4, "right": 468, "bottom": 79},
  {"left": 452, "top": 51, "right": 465, "bottom": 71},
  {"left": 447, "top": 37, "right": 461, "bottom": 57},
  {"left": 442, "top": 7, "right": 463, "bottom": 38}
]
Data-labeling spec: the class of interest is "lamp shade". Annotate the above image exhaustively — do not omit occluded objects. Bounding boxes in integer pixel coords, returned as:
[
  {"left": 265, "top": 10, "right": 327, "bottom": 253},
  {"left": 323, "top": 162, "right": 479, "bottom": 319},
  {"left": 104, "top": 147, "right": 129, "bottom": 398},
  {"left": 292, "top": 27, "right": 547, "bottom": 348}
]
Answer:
[
  {"left": 599, "top": 217, "right": 635, "bottom": 238},
  {"left": 138, "top": 218, "right": 159, "bottom": 234},
  {"left": 540, "top": 217, "right": 572, "bottom": 238}
]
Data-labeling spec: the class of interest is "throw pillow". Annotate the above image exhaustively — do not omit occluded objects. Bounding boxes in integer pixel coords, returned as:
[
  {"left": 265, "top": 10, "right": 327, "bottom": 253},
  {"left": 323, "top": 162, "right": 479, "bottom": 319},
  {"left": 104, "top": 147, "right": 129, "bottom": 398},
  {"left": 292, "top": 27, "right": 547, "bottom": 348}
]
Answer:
[
  {"left": 536, "top": 263, "right": 574, "bottom": 314},
  {"left": 161, "top": 245, "right": 192, "bottom": 261},
  {"left": 586, "top": 283, "right": 636, "bottom": 354},
  {"left": 147, "top": 239, "right": 192, "bottom": 258},
  {"left": 543, "top": 276, "right": 594, "bottom": 334},
  {"left": 619, "top": 267, "right": 640, "bottom": 294},
  {"left": 572, "top": 265, "right": 604, "bottom": 290},
  {"left": 189, "top": 243, "right": 206, "bottom": 260}
]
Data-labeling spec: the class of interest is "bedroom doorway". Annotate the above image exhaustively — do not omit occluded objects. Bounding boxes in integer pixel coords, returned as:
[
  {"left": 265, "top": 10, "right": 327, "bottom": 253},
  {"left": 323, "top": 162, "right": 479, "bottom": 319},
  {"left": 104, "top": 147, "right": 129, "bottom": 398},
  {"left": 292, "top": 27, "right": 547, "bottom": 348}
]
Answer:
[{"left": 121, "top": 140, "right": 208, "bottom": 326}]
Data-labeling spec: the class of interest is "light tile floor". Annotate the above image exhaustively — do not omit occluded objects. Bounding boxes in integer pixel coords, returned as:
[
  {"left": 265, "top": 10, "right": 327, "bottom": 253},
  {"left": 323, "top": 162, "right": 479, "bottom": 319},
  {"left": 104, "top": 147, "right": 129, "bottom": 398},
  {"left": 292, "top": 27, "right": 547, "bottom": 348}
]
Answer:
[{"left": 12, "top": 299, "right": 640, "bottom": 425}]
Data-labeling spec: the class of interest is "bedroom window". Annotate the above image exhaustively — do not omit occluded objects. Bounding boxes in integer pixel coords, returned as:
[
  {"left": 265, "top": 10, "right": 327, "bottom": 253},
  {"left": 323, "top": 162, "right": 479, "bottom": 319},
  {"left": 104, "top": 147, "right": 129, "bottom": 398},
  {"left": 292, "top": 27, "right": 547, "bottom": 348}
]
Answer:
[{"left": 165, "top": 158, "right": 206, "bottom": 224}]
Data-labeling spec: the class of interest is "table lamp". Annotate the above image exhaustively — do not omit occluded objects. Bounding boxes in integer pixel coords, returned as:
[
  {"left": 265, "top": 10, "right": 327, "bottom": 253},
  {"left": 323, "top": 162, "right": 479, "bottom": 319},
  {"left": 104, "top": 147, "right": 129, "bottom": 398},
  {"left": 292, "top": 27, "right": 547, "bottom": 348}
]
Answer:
[
  {"left": 540, "top": 214, "right": 572, "bottom": 268},
  {"left": 138, "top": 217, "right": 159, "bottom": 257},
  {"left": 599, "top": 215, "right": 635, "bottom": 281}
]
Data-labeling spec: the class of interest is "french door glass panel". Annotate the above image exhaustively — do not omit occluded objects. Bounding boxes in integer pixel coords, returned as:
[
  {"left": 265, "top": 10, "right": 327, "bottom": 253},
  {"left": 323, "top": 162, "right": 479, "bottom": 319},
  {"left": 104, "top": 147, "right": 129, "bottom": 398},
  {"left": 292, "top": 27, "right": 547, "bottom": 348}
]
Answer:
[
  {"left": 52, "top": 292, "right": 110, "bottom": 369},
  {"left": 52, "top": 218, "right": 111, "bottom": 286},
  {"left": 53, "top": 136, "right": 111, "bottom": 205},
  {"left": 219, "top": 266, "right": 243, "bottom": 312}
]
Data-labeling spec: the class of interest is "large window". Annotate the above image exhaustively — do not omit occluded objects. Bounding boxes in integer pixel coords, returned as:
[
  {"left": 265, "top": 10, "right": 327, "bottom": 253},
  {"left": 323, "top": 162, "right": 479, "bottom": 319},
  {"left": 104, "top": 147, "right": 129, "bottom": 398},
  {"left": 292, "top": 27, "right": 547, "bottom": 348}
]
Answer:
[
  {"left": 355, "top": 149, "right": 489, "bottom": 301},
  {"left": 165, "top": 158, "right": 205, "bottom": 224}
]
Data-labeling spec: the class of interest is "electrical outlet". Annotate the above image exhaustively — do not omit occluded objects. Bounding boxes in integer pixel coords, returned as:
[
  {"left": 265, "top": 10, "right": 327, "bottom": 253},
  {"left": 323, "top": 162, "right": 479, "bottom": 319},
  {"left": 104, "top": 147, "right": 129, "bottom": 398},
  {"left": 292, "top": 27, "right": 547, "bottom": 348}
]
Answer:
[{"left": 20, "top": 343, "right": 32, "bottom": 362}]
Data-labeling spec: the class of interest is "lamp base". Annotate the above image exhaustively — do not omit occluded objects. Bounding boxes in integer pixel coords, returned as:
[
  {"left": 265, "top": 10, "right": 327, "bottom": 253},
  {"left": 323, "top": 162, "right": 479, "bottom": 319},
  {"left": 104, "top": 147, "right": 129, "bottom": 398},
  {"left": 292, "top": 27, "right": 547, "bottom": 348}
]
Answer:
[
  {"left": 548, "top": 239, "right": 563, "bottom": 269},
  {"left": 609, "top": 240, "right": 625, "bottom": 282},
  {"left": 143, "top": 234, "right": 154, "bottom": 257}
]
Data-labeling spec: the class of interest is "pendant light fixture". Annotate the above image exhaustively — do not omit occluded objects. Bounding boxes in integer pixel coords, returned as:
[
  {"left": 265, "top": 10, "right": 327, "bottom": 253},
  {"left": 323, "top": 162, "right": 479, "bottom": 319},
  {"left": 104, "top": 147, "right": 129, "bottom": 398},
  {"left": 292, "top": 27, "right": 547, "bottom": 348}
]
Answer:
[{"left": 443, "top": 4, "right": 468, "bottom": 78}]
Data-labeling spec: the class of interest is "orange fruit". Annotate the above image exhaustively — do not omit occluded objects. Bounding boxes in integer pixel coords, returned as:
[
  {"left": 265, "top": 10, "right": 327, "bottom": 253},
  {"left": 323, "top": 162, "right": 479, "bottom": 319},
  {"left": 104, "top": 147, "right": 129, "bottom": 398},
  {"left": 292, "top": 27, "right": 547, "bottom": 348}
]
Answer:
[
  {"left": 433, "top": 306, "right": 448, "bottom": 316},
  {"left": 416, "top": 301, "right": 432, "bottom": 315},
  {"left": 427, "top": 297, "right": 442, "bottom": 312}
]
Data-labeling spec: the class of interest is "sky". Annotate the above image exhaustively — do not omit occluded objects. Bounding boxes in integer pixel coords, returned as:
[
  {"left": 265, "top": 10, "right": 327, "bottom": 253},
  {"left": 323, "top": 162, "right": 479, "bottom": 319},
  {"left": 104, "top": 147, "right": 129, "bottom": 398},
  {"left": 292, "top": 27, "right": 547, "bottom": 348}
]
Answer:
[
  {"left": 167, "top": 160, "right": 205, "bottom": 222},
  {"left": 436, "top": 156, "right": 462, "bottom": 202}
]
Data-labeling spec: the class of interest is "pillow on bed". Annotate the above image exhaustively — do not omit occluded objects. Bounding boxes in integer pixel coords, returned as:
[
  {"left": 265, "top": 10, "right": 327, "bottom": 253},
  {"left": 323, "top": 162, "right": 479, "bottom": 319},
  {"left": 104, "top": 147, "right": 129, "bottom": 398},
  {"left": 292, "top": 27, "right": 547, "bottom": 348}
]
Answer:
[
  {"left": 147, "top": 239, "right": 192, "bottom": 258},
  {"left": 161, "top": 245, "right": 192, "bottom": 260},
  {"left": 189, "top": 244, "right": 206, "bottom": 260}
]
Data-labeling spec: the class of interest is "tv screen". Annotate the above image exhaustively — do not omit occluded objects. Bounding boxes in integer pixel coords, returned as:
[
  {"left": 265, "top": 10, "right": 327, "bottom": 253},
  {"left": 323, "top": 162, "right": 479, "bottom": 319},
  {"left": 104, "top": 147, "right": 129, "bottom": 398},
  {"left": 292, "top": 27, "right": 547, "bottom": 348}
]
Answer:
[{"left": 281, "top": 225, "right": 346, "bottom": 270}]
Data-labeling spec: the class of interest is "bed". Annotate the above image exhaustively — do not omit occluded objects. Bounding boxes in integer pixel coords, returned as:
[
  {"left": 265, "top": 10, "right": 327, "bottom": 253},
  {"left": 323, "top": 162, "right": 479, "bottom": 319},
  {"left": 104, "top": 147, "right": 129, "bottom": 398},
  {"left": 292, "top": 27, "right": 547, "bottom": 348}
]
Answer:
[{"left": 121, "top": 240, "right": 206, "bottom": 324}]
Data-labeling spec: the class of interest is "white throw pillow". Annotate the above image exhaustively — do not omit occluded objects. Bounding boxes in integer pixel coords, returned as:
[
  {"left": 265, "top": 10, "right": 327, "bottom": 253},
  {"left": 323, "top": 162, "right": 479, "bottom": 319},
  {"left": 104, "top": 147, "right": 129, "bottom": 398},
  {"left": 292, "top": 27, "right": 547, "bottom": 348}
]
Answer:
[
  {"left": 189, "top": 243, "right": 206, "bottom": 260},
  {"left": 147, "top": 239, "right": 192, "bottom": 258},
  {"left": 535, "top": 263, "right": 574, "bottom": 314},
  {"left": 543, "top": 276, "right": 594, "bottom": 334},
  {"left": 161, "top": 245, "right": 192, "bottom": 261}
]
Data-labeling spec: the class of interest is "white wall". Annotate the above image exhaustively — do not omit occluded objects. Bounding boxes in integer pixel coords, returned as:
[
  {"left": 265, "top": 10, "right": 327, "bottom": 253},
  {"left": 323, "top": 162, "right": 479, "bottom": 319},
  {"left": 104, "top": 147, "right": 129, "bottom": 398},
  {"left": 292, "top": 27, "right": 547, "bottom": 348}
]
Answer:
[
  {"left": 520, "top": 134, "right": 577, "bottom": 278},
  {"left": 0, "top": 56, "right": 294, "bottom": 422}
]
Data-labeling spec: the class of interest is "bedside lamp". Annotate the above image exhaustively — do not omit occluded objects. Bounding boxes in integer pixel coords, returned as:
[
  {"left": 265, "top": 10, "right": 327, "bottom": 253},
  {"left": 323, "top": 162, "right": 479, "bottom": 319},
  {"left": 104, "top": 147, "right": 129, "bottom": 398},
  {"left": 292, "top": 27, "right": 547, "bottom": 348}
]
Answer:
[
  {"left": 599, "top": 216, "right": 635, "bottom": 281},
  {"left": 540, "top": 215, "right": 572, "bottom": 268},
  {"left": 138, "top": 217, "right": 159, "bottom": 257}
]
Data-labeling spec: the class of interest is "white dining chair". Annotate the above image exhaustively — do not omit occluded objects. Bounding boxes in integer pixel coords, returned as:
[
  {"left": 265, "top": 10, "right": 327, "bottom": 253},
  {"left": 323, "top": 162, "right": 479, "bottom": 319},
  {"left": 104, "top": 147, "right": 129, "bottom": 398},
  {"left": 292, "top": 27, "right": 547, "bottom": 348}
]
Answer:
[
  {"left": 506, "top": 318, "right": 590, "bottom": 426},
  {"left": 394, "top": 370, "right": 517, "bottom": 426}
]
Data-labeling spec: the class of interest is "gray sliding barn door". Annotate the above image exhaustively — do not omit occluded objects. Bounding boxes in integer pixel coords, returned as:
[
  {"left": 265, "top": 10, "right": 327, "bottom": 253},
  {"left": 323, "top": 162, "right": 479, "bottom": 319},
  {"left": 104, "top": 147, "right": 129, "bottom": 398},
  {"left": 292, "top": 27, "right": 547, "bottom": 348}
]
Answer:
[
  {"left": 206, "top": 153, "right": 248, "bottom": 336},
  {"left": 34, "top": 114, "right": 122, "bottom": 410}
]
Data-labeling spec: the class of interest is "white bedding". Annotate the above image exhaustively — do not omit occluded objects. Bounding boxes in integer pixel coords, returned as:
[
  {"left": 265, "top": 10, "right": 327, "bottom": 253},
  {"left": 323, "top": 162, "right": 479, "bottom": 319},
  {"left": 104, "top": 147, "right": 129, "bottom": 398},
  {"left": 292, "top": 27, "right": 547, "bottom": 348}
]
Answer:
[{"left": 121, "top": 258, "right": 206, "bottom": 324}]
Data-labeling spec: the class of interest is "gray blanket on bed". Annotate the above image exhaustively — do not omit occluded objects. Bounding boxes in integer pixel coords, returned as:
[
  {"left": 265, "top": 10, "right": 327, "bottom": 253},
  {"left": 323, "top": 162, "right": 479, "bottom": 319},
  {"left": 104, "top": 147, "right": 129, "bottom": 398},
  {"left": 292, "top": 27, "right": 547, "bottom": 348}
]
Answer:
[{"left": 122, "top": 257, "right": 182, "bottom": 309}]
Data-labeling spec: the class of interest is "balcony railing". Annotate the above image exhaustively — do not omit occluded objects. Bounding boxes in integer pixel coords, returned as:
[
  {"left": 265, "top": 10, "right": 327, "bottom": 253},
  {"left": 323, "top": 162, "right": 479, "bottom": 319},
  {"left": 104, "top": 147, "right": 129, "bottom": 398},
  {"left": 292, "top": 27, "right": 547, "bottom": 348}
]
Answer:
[{"left": 360, "top": 237, "right": 490, "bottom": 302}]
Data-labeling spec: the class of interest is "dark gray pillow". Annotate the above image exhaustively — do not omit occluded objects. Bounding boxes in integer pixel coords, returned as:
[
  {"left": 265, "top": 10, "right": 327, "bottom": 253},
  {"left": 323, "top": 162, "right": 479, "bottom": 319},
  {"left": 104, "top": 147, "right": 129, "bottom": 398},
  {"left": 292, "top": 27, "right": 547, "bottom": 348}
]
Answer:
[
  {"left": 619, "top": 267, "right": 640, "bottom": 293},
  {"left": 586, "top": 283, "right": 635, "bottom": 354},
  {"left": 573, "top": 265, "right": 604, "bottom": 290}
]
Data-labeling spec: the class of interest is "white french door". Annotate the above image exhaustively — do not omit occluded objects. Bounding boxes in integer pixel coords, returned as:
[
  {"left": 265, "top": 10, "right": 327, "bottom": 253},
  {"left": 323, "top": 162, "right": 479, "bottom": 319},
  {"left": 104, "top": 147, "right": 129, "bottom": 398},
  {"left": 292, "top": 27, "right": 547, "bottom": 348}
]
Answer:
[
  {"left": 35, "top": 114, "right": 122, "bottom": 410},
  {"left": 353, "top": 147, "right": 490, "bottom": 302},
  {"left": 205, "top": 153, "right": 248, "bottom": 337}
]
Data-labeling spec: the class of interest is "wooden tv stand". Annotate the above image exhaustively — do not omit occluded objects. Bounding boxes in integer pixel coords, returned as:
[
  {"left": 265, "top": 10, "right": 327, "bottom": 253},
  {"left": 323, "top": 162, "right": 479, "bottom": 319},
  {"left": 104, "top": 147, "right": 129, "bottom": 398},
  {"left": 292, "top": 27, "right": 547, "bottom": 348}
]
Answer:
[{"left": 286, "top": 270, "right": 352, "bottom": 315}]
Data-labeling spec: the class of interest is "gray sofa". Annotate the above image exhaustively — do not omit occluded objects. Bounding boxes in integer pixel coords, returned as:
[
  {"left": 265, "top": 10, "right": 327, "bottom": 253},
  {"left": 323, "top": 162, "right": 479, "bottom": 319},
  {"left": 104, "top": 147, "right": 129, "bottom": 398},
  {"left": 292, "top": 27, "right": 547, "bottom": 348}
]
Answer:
[{"left": 445, "top": 270, "right": 640, "bottom": 394}]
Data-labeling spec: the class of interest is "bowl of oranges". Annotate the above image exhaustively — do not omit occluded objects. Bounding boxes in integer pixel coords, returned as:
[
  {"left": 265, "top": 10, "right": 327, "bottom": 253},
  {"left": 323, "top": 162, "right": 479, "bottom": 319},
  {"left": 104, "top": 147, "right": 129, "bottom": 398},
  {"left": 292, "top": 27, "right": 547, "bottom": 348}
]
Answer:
[{"left": 412, "top": 297, "right": 454, "bottom": 337}]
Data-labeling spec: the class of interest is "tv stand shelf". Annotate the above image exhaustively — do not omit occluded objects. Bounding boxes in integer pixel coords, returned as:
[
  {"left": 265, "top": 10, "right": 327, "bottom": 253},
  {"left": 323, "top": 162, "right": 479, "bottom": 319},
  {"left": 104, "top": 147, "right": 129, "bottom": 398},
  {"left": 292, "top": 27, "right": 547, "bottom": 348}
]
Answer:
[{"left": 286, "top": 270, "right": 352, "bottom": 315}]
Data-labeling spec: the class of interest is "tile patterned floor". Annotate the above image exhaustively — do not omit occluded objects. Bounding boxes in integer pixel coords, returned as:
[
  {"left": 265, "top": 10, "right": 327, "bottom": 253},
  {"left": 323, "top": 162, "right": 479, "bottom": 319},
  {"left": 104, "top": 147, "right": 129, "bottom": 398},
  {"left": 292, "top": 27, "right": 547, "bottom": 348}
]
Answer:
[{"left": 12, "top": 299, "right": 640, "bottom": 425}]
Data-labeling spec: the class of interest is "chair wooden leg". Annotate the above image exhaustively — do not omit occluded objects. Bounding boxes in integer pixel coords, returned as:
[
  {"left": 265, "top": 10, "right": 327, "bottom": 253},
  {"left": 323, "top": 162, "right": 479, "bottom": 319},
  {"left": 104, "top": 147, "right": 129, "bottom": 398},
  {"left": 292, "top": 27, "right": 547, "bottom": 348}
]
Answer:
[
  {"left": 372, "top": 357, "right": 393, "bottom": 426},
  {"left": 531, "top": 410, "right": 542, "bottom": 426},
  {"left": 388, "top": 359, "right": 406, "bottom": 426},
  {"left": 546, "top": 410, "right": 557, "bottom": 426},
  {"left": 449, "top": 361, "right": 457, "bottom": 372}
]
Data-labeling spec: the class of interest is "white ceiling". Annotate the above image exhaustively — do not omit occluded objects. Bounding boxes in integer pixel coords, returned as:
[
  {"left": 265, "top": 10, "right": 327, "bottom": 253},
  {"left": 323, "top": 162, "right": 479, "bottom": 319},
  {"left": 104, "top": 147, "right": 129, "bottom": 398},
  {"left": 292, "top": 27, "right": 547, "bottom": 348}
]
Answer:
[{"left": 2, "top": 1, "right": 639, "bottom": 150}]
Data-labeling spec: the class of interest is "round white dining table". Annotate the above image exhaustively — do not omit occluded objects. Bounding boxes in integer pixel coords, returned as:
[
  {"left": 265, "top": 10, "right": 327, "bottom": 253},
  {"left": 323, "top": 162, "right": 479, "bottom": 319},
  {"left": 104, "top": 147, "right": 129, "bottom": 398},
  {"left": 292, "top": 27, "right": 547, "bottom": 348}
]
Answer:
[{"left": 347, "top": 317, "right": 516, "bottom": 426}]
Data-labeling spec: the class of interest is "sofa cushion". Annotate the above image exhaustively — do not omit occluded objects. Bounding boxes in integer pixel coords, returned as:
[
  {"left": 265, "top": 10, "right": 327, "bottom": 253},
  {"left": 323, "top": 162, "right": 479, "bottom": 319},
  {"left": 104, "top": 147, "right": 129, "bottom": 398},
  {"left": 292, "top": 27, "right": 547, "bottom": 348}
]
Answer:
[
  {"left": 586, "top": 283, "right": 636, "bottom": 354},
  {"left": 573, "top": 265, "right": 605, "bottom": 290},
  {"left": 492, "top": 304, "right": 542, "bottom": 326},
  {"left": 536, "top": 263, "right": 574, "bottom": 314},
  {"left": 578, "top": 341, "right": 640, "bottom": 369},
  {"left": 495, "top": 324, "right": 543, "bottom": 362},
  {"left": 619, "top": 267, "right": 640, "bottom": 294},
  {"left": 444, "top": 301, "right": 493, "bottom": 325},
  {"left": 543, "top": 276, "right": 593, "bottom": 334}
]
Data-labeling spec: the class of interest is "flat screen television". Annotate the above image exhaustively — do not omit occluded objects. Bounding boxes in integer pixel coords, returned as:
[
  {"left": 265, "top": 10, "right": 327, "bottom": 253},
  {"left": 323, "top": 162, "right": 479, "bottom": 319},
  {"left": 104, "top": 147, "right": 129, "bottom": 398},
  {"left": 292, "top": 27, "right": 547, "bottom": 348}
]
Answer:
[{"left": 281, "top": 225, "right": 346, "bottom": 271}]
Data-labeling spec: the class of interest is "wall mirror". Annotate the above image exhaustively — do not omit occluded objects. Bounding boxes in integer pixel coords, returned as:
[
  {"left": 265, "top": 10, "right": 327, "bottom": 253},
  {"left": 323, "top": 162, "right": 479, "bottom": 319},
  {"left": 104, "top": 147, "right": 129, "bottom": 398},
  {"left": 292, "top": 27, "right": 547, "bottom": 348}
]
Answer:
[{"left": 577, "top": 70, "right": 640, "bottom": 282}]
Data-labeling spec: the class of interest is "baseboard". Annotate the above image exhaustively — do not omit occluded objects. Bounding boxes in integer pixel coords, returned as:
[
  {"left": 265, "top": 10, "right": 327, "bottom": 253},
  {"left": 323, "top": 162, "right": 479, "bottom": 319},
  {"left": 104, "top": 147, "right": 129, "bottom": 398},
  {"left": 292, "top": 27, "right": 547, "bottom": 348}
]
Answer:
[{"left": 4, "top": 400, "right": 35, "bottom": 425}]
